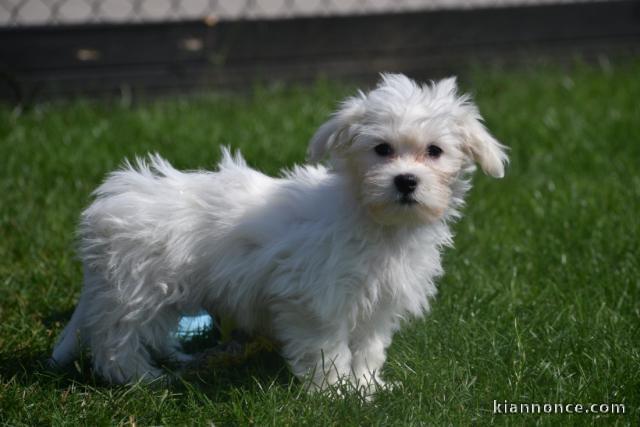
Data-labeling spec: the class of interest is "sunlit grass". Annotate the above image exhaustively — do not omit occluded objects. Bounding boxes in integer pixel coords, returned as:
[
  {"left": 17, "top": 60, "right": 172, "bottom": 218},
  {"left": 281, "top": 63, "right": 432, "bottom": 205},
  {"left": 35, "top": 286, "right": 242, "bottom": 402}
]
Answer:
[{"left": 1, "top": 61, "right": 638, "bottom": 425}]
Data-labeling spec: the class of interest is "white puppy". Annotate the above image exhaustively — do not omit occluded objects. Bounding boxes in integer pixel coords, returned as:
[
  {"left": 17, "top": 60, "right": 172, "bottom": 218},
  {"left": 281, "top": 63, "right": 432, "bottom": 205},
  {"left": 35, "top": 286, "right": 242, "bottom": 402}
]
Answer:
[{"left": 52, "top": 74, "right": 507, "bottom": 391}]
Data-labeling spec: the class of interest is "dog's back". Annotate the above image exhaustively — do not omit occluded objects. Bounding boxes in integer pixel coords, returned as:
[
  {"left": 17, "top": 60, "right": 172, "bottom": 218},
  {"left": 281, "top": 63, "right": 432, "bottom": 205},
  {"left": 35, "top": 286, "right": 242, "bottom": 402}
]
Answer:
[{"left": 51, "top": 149, "right": 279, "bottom": 380}]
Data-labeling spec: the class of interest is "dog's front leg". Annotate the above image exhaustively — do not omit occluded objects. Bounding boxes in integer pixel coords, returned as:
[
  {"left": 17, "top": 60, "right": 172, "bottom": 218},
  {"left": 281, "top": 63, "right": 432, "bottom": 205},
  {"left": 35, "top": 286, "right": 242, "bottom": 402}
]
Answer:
[
  {"left": 273, "top": 311, "right": 353, "bottom": 392},
  {"left": 350, "top": 334, "right": 388, "bottom": 390},
  {"left": 350, "top": 309, "right": 397, "bottom": 393}
]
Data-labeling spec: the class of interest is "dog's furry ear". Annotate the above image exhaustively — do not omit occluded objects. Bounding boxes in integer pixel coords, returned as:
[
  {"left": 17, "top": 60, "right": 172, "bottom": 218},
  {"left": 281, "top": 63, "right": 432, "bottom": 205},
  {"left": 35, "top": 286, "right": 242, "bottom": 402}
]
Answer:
[
  {"left": 307, "top": 94, "right": 366, "bottom": 163},
  {"left": 435, "top": 78, "right": 508, "bottom": 178},
  {"left": 460, "top": 114, "right": 509, "bottom": 178}
]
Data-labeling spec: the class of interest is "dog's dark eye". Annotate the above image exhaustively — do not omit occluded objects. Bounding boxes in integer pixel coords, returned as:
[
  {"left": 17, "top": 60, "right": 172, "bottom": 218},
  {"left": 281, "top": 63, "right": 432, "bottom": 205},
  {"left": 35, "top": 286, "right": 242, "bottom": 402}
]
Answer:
[
  {"left": 374, "top": 143, "right": 394, "bottom": 157},
  {"left": 427, "top": 144, "right": 443, "bottom": 158}
]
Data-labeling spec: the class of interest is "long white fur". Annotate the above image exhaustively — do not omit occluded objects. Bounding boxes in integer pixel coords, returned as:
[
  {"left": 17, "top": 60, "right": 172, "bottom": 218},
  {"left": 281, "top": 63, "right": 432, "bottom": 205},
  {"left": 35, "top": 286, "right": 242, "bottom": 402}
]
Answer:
[{"left": 52, "top": 73, "right": 507, "bottom": 391}]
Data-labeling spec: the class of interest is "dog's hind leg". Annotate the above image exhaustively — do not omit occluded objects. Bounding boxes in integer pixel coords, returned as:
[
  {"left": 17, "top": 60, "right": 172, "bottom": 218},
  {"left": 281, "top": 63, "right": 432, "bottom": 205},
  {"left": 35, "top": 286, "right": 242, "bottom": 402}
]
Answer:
[
  {"left": 86, "top": 293, "right": 190, "bottom": 383},
  {"left": 51, "top": 265, "right": 101, "bottom": 368},
  {"left": 51, "top": 289, "right": 89, "bottom": 368},
  {"left": 86, "top": 307, "right": 166, "bottom": 384}
]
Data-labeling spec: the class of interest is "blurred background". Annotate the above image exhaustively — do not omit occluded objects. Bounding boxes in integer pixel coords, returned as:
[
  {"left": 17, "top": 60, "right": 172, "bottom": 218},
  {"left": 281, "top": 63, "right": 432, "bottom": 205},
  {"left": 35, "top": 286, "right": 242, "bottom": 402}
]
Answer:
[{"left": 1, "top": 0, "right": 639, "bottom": 102}]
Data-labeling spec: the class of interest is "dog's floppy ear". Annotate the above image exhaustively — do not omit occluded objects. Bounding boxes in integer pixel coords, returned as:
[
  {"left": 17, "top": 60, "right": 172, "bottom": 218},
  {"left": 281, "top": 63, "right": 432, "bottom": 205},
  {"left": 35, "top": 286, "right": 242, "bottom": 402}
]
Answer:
[
  {"left": 461, "top": 116, "right": 509, "bottom": 178},
  {"left": 307, "top": 93, "right": 366, "bottom": 163},
  {"left": 435, "top": 78, "right": 508, "bottom": 178}
]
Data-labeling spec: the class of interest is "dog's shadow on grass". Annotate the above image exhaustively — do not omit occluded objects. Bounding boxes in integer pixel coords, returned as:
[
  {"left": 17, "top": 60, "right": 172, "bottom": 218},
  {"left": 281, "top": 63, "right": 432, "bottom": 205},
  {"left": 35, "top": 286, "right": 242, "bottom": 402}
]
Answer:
[
  {"left": 0, "top": 348, "right": 51, "bottom": 383},
  {"left": 175, "top": 327, "right": 294, "bottom": 395},
  {"left": 0, "top": 308, "right": 78, "bottom": 385},
  {"left": 178, "top": 347, "right": 293, "bottom": 397},
  {"left": 0, "top": 314, "right": 293, "bottom": 399}
]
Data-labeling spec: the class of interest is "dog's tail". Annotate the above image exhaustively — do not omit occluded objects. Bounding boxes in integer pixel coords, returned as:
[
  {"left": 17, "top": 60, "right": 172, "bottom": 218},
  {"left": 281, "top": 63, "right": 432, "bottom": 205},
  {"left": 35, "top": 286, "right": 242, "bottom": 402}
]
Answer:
[{"left": 50, "top": 291, "right": 88, "bottom": 368}]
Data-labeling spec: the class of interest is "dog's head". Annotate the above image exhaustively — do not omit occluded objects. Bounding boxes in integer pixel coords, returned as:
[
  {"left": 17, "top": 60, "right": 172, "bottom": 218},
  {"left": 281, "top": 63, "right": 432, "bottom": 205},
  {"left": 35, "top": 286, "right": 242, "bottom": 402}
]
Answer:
[{"left": 308, "top": 73, "right": 508, "bottom": 226}]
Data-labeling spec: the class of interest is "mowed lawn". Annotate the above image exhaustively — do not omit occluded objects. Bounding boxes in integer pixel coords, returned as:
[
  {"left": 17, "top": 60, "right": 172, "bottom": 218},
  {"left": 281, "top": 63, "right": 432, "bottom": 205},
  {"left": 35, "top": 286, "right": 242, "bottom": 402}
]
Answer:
[{"left": 0, "top": 61, "right": 638, "bottom": 425}]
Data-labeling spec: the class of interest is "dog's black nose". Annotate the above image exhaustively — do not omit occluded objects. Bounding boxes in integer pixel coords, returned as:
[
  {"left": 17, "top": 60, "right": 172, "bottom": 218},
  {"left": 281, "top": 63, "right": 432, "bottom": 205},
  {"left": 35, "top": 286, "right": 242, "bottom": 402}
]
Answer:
[{"left": 394, "top": 174, "right": 419, "bottom": 194}]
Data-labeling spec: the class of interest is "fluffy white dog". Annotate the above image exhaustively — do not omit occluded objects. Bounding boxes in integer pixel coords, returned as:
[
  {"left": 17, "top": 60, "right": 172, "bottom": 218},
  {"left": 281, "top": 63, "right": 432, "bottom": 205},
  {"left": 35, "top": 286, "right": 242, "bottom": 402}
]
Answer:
[{"left": 51, "top": 74, "right": 507, "bottom": 391}]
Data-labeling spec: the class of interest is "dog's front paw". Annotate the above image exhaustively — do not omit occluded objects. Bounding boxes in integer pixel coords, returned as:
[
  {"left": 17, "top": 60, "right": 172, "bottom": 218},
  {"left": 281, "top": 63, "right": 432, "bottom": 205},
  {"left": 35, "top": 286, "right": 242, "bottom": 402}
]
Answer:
[
  {"left": 353, "top": 374, "right": 402, "bottom": 401},
  {"left": 377, "top": 379, "right": 402, "bottom": 392}
]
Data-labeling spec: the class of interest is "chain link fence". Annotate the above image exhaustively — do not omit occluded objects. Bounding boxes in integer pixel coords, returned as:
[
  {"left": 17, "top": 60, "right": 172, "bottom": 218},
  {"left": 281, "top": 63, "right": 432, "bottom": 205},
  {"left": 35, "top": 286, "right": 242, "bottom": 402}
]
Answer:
[
  {"left": 1, "top": 0, "right": 634, "bottom": 102},
  {"left": 0, "top": 0, "right": 599, "bottom": 26}
]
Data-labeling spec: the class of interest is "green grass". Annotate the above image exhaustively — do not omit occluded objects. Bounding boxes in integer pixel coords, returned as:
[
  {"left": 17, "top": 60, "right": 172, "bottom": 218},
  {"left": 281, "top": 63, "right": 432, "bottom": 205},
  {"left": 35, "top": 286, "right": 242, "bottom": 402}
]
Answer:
[{"left": 1, "top": 61, "right": 639, "bottom": 425}]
